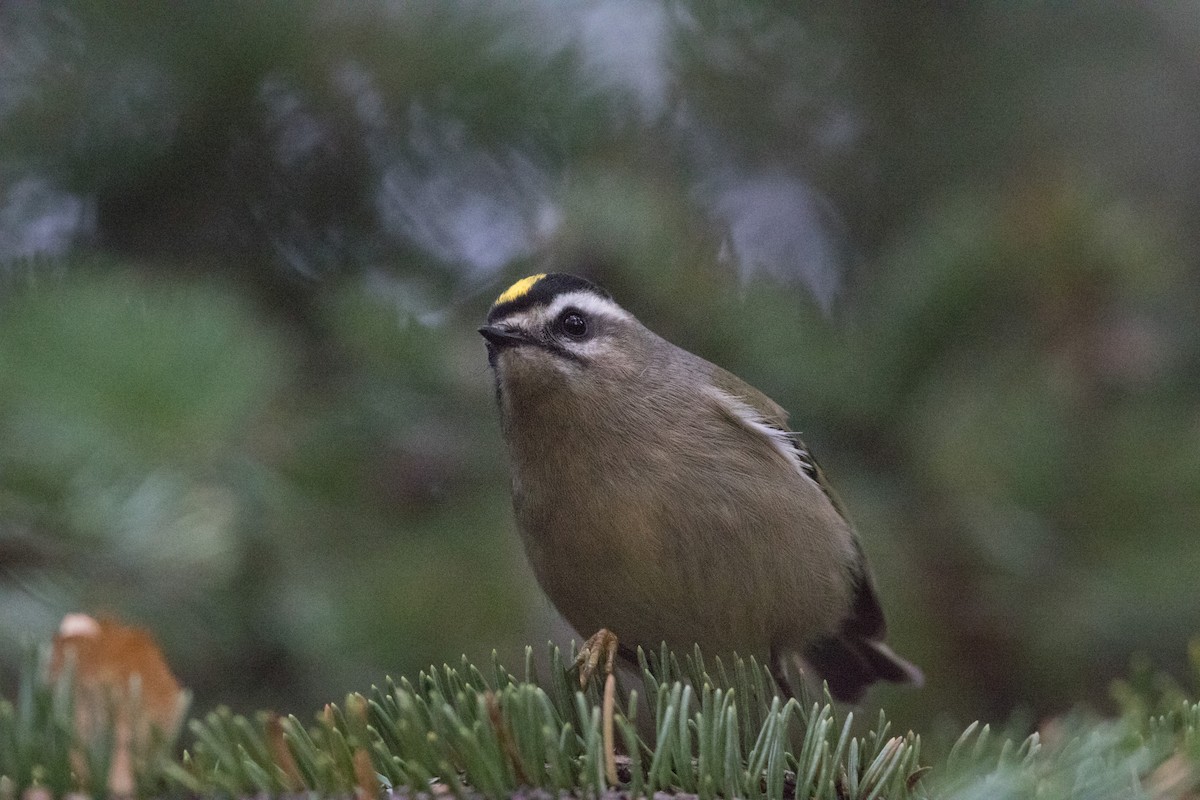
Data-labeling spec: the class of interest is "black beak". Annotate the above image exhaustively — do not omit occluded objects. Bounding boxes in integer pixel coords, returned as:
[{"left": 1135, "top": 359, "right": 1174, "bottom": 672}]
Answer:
[{"left": 478, "top": 324, "right": 534, "bottom": 349}]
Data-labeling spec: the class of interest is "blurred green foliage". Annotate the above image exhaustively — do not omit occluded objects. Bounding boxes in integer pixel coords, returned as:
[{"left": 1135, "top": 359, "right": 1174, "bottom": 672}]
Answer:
[{"left": 2, "top": 1, "right": 1199, "bottom": 735}]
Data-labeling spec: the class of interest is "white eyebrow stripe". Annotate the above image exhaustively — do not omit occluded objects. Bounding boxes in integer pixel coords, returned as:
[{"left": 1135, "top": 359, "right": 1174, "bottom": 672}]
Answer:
[{"left": 544, "top": 291, "right": 632, "bottom": 323}]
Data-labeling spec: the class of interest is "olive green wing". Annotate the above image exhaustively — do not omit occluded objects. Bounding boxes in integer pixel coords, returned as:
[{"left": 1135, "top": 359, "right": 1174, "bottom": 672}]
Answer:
[
  {"left": 708, "top": 362, "right": 925, "bottom": 699},
  {"left": 708, "top": 364, "right": 850, "bottom": 520}
]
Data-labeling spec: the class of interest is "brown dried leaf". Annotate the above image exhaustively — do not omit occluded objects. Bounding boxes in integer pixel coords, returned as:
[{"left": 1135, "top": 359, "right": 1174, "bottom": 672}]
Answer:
[{"left": 49, "top": 613, "right": 186, "bottom": 797}]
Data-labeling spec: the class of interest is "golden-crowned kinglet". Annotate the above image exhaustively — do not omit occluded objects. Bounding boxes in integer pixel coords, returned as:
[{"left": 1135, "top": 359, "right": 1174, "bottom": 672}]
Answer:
[{"left": 480, "top": 273, "right": 922, "bottom": 702}]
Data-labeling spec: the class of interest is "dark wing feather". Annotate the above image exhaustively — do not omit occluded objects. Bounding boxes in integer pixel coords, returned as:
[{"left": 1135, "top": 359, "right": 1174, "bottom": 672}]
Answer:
[
  {"left": 842, "top": 539, "right": 887, "bottom": 639},
  {"left": 785, "top": 432, "right": 850, "bottom": 521}
]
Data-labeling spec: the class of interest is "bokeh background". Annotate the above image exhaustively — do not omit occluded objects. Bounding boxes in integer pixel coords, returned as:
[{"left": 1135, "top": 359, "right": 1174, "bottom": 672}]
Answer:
[{"left": 2, "top": 2, "right": 1199, "bottom": 734}]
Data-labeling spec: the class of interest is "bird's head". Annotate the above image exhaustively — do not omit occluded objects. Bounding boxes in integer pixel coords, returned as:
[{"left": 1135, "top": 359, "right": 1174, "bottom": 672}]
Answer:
[{"left": 480, "top": 273, "right": 651, "bottom": 401}]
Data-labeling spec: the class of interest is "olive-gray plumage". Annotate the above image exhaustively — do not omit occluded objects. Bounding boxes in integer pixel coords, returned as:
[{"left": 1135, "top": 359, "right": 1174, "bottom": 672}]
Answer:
[{"left": 481, "top": 273, "right": 921, "bottom": 702}]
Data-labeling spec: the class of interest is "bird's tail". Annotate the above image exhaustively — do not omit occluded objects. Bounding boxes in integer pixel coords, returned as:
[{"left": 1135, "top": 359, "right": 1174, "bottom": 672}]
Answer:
[{"left": 799, "top": 636, "right": 924, "bottom": 704}]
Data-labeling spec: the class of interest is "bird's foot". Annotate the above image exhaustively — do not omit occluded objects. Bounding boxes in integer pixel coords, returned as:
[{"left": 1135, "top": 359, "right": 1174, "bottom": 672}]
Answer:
[
  {"left": 575, "top": 628, "right": 619, "bottom": 689},
  {"left": 574, "top": 628, "right": 620, "bottom": 785}
]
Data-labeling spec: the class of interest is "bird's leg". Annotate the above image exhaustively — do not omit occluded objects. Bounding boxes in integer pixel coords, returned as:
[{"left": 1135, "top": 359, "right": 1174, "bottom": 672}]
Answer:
[
  {"left": 574, "top": 628, "right": 621, "bottom": 785},
  {"left": 575, "top": 628, "right": 620, "bottom": 688}
]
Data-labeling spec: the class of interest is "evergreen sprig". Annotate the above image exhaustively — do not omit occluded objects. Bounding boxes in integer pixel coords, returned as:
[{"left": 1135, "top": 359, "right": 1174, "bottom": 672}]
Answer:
[
  {"left": 0, "top": 649, "right": 111, "bottom": 799},
  {"left": 3, "top": 642, "right": 1200, "bottom": 798},
  {"left": 172, "top": 644, "right": 922, "bottom": 800}
]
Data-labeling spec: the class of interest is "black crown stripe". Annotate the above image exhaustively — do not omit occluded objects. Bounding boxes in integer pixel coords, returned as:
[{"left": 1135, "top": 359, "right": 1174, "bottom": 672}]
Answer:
[{"left": 486, "top": 273, "right": 612, "bottom": 323}]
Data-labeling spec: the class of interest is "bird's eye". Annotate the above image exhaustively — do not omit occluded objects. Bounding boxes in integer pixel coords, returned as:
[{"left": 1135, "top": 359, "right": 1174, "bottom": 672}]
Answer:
[{"left": 558, "top": 310, "right": 588, "bottom": 338}]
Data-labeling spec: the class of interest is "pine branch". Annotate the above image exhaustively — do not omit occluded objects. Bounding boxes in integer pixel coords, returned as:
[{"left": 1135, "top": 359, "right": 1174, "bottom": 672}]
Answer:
[{"left": 3, "top": 642, "right": 1200, "bottom": 799}]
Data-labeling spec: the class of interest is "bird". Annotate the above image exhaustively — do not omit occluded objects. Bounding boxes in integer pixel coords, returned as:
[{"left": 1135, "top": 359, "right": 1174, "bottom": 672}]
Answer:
[{"left": 479, "top": 272, "right": 921, "bottom": 703}]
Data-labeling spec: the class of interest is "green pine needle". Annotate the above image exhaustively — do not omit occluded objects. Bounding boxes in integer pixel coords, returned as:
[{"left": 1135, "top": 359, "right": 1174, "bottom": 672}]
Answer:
[{"left": 2, "top": 642, "right": 1200, "bottom": 798}]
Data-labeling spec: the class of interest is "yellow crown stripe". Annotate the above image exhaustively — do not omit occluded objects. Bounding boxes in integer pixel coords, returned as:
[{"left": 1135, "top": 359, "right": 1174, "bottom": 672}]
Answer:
[{"left": 494, "top": 273, "right": 546, "bottom": 306}]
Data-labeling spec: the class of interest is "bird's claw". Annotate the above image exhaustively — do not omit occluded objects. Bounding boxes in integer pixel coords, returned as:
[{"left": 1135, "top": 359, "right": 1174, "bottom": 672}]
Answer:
[{"left": 575, "top": 628, "right": 619, "bottom": 689}]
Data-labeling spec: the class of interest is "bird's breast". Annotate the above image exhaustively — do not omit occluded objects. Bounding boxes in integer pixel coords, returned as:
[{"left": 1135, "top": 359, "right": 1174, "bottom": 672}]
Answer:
[{"left": 498, "top": 373, "right": 855, "bottom": 655}]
